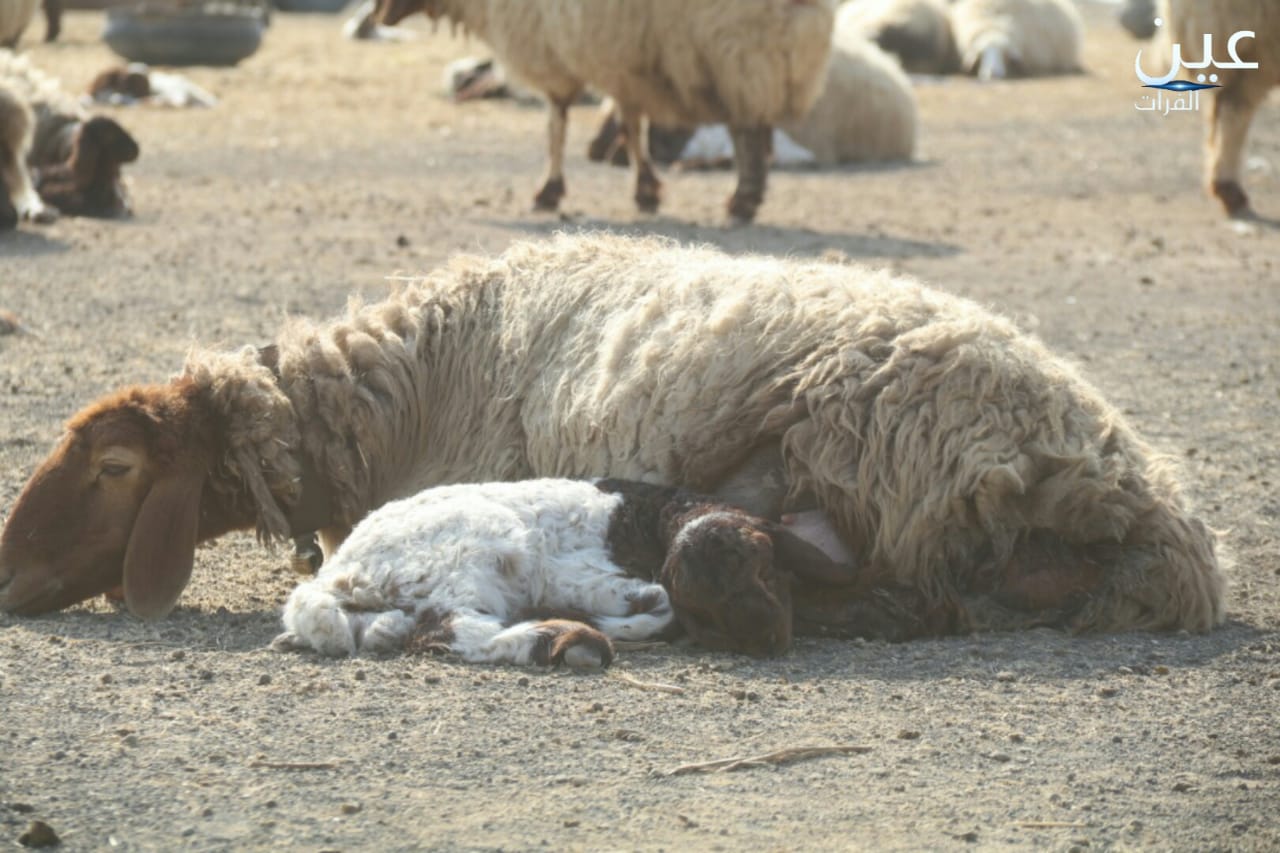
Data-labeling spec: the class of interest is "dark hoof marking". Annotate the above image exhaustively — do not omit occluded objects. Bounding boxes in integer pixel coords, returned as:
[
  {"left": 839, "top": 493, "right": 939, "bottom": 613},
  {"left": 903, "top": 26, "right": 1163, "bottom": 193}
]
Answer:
[
  {"left": 1212, "top": 180, "right": 1251, "bottom": 218},
  {"left": 533, "top": 177, "right": 565, "bottom": 212}
]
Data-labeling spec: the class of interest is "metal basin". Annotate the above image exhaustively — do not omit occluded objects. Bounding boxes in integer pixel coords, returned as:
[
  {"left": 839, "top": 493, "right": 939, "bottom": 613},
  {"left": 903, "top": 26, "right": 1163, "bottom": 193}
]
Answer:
[{"left": 103, "top": 3, "right": 267, "bottom": 66}]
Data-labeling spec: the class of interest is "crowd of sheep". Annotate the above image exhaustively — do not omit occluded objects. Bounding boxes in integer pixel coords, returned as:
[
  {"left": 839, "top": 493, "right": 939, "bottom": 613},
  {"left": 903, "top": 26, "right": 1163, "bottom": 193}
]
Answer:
[{"left": 0, "top": 0, "right": 1270, "bottom": 669}]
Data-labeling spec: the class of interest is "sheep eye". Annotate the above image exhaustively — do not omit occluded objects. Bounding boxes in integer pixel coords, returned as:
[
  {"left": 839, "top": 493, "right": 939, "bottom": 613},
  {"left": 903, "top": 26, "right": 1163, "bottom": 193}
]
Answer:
[{"left": 99, "top": 462, "right": 131, "bottom": 477}]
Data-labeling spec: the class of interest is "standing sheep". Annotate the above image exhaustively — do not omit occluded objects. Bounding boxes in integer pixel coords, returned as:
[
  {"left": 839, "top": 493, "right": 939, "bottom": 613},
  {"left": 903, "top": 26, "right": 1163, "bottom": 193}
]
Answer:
[
  {"left": 376, "top": 0, "right": 837, "bottom": 222},
  {"left": 1157, "top": 1, "right": 1279, "bottom": 218},
  {"left": 0, "top": 234, "right": 1225, "bottom": 640},
  {"left": 0, "top": 0, "right": 59, "bottom": 48},
  {"left": 0, "top": 82, "right": 56, "bottom": 228},
  {"left": 274, "top": 478, "right": 847, "bottom": 663},
  {"left": 951, "top": 0, "right": 1084, "bottom": 80}
]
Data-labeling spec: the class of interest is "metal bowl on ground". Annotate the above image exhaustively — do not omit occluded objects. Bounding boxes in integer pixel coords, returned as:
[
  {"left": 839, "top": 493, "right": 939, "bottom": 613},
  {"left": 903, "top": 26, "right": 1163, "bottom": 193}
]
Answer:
[
  {"left": 274, "top": 0, "right": 349, "bottom": 12},
  {"left": 103, "top": 2, "right": 267, "bottom": 67}
]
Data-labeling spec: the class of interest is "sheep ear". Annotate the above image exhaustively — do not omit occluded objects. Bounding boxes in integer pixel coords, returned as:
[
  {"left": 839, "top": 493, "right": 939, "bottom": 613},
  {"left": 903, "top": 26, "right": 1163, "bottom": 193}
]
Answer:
[
  {"left": 766, "top": 523, "right": 861, "bottom": 588},
  {"left": 123, "top": 468, "right": 204, "bottom": 620}
]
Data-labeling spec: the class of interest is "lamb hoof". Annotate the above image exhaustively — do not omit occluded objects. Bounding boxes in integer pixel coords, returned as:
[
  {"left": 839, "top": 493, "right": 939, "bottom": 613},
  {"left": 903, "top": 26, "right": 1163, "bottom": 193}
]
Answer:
[
  {"left": 27, "top": 205, "right": 58, "bottom": 225},
  {"left": 533, "top": 177, "right": 565, "bottom": 212},
  {"left": 270, "top": 632, "right": 305, "bottom": 653},
  {"left": 1212, "top": 180, "right": 1252, "bottom": 219},
  {"left": 533, "top": 619, "right": 614, "bottom": 669}
]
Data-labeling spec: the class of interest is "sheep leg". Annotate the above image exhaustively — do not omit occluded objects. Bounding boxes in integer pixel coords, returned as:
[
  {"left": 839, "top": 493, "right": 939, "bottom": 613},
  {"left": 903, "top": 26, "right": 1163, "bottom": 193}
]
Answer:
[
  {"left": 431, "top": 608, "right": 614, "bottom": 668},
  {"left": 618, "top": 105, "right": 661, "bottom": 213},
  {"left": 727, "top": 125, "right": 771, "bottom": 223},
  {"left": 44, "top": 0, "right": 62, "bottom": 42},
  {"left": 533, "top": 97, "right": 573, "bottom": 211},
  {"left": 587, "top": 105, "right": 626, "bottom": 164},
  {"left": 1206, "top": 79, "right": 1269, "bottom": 218}
]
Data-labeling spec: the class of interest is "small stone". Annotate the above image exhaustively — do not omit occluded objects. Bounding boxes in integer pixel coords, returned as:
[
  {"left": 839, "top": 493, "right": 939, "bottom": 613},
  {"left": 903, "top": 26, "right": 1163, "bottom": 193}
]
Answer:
[
  {"left": 1097, "top": 686, "right": 1119, "bottom": 698},
  {"left": 1009, "top": 733, "right": 1025, "bottom": 743},
  {"left": 257, "top": 674, "right": 272, "bottom": 686},
  {"left": 1171, "top": 782, "right": 1194, "bottom": 792},
  {"left": 17, "top": 820, "right": 60, "bottom": 848},
  {"left": 1153, "top": 665, "right": 1169, "bottom": 676},
  {"left": 396, "top": 235, "right": 410, "bottom": 248},
  {"left": 897, "top": 730, "right": 921, "bottom": 740},
  {"left": 956, "top": 830, "right": 979, "bottom": 843},
  {"left": 730, "top": 689, "right": 747, "bottom": 701},
  {"left": 989, "top": 753, "right": 1012, "bottom": 763},
  {"left": 10, "top": 804, "right": 35, "bottom": 814},
  {"left": 120, "top": 734, "right": 139, "bottom": 748},
  {"left": 341, "top": 803, "right": 362, "bottom": 815},
  {"left": 169, "top": 650, "right": 186, "bottom": 662},
  {"left": 99, "top": 674, "right": 113, "bottom": 685},
  {"left": 587, "top": 702, "right": 604, "bottom": 713},
  {"left": 424, "top": 675, "right": 441, "bottom": 685},
  {"left": 354, "top": 670, "right": 367, "bottom": 682},
  {"left": 201, "top": 807, "right": 214, "bottom": 818},
  {"left": 517, "top": 677, "right": 529, "bottom": 687},
  {"left": 198, "top": 670, "right": 214, "bottom": 682},
  {"left": 995, "top": 671, "right": 1016, "bottom": 683},
  {"left": 563, "top": 820, "right": 580, "bottom": 828}
]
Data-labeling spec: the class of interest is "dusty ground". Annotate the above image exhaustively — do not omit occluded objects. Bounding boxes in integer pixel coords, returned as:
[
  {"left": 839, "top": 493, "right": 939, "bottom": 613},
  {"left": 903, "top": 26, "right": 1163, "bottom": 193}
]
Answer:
[{"left": 1, "top": 6, "right": 1278, "bottom": 851}]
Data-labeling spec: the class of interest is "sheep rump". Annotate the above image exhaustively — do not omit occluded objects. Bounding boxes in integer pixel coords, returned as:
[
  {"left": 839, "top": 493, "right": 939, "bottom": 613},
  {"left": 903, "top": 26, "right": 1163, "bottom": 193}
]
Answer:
[
  {"left": 951, "top": 0, "right": 1084, "bottom": 79},
  {"left": 190, "top": 233, "right": 1223, "bottom": 635}
]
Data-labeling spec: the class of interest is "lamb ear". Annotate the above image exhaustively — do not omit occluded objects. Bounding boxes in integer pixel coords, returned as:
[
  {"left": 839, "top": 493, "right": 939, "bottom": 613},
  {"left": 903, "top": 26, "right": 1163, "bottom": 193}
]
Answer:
[
  {"left": 123, "top": 468, "right": 204, "bottom": 620},
  {"left": 765, "top": 523, "right": 861, "bottom": 587}
]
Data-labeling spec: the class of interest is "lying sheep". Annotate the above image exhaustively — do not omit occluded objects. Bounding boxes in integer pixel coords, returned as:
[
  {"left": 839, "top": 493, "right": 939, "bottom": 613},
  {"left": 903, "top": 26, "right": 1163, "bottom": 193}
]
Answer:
[
  {"left": 0, "top": 234, "right": 1225, "bottom": 640},
  {"left": 377, "top": 0, "right": 836, "bottom": 222},
  {"left": 837, "top": 0, "right": 960, "bottom": 75},
  {"left": 274, "top": 478, "right": 850, "bottom": 664},
  {"left": 0, "top": 49, "right": 140, "bottom": 218},
  {"left": 1157, "top": 0, "right": 1279, "bottom": 218},
  {"left": 951, "top": 0, "right": 1084, "bottom": 79}
]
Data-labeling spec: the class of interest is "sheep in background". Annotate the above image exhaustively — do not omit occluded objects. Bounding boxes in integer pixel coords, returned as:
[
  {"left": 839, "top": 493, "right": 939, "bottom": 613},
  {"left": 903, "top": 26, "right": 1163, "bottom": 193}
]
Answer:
[
  {"left": 377, "top": 0, "right": 837, "bottom": 223},
  {"left": 0, "top": 83, "right": 56, "bottom": 229},
  {"left": 588, "top": 33, "right": 916, "bottom": 171},
  {"left": 1119, "top": 0, "right": 1158, "bottom": 40},
  {"left": 951, "top": 0, "right": 1084, "bottom": 80},
  {"left": 274, "top": 478, "right": 849, "bottom": 663},
  {"left": 838, "top": 0, "right": 960, "bottom": 75},
  {"left": 0, "top": 49, "right": 140, "bottom": 218},
  {"left": 1157, "top": 0, "right": 1280, "bottom": 218},
  {"left": 0, "top": 234, "right": 1225, "bottom": 641}
]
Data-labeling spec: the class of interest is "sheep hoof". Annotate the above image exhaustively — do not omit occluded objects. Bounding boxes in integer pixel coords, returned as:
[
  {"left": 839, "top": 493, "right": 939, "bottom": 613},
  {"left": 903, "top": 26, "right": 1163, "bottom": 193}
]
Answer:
[
  {"left": 290, "top": 534, "right": 324, "bottom": 575},
  {"left": 533, "top": 619, "right": 614, "bottom": 669},
  {"left": 726, "top": 193, "right": 760, "bottom": 225},
  {"left": 1212, "top": 180, "right": 1252, "bottom": 219},
  {"left": 634, "top": 178, "right": 662, "bottom": 213},
  {"left": 533, "top": 177, "right": 565, "bottom": 212}
]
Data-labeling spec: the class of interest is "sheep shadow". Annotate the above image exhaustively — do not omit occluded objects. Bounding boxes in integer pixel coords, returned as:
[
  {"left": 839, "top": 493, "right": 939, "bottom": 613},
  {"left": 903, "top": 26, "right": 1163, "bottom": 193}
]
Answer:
[
  {"left": 0, "top": 605, "right": 283, "bottom": 654},
  {"left": 495, "top": 214, "right": 961, "bottom": 262},
  {"left": 0, "top": 229, "right": 70, "bottom": 257}
]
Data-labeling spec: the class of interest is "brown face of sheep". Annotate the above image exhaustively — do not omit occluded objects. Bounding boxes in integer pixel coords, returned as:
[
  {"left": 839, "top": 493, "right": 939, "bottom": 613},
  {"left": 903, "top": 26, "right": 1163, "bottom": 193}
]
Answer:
[
  {"left": 0, "top": 383, "right": 209, "bottom": 619},
  {"left": 662, "top": 517, "right": 794, "bottom": 658}
]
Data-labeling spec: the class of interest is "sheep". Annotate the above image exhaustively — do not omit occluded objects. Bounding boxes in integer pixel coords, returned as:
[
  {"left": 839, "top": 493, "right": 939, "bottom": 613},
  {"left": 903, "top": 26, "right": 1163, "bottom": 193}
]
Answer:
[
  {"left": 1153, "top": 1, "right": 1280, "bottom": 218},
  {"left": 0, "top": 82, "right": 56, "bottom": 229},
  {"left": 0, "top": 233, "right": 1226, "bottom": 640},
  {"left": 951, "top": 0, "right": 1084, "bottom": 80},
  {"left": 0, "top": 49, "right": 140, "bottom": 218},
  {"left": 273, "top": 478, "right": 853, "bottom": 664},
  {"left": 375, "top": 0, "right": 837, "bottom": 222},
  {"left": 837, "top": 0, "right": 960, "bottom": 75},
  {"left": 0, "top": 0, "right": 58, "bottom": 48},
  {"left": 87, "top": 64, "right": 218, "bottom": 109},
  {"left": 588, "top": 32, "right": 916, "bottom": 172}
]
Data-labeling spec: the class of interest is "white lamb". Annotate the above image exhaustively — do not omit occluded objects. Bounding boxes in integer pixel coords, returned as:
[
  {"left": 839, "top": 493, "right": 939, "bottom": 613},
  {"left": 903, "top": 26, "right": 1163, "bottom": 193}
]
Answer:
[{"left": 273, "top": 478, "right": 846, "bottom": 665}]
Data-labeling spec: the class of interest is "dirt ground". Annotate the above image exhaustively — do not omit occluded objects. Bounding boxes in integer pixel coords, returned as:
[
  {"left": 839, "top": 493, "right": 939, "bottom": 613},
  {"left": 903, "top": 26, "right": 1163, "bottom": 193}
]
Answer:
[{"left": 1, "top": 6, "right": 1278, "bottom": 851}]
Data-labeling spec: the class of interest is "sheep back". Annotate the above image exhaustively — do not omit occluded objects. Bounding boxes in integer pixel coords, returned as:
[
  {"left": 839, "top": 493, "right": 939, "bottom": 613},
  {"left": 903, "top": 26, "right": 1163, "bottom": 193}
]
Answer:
[
  {"left": 952, "top": 0, "right": 1083, "bottom": 77},
  {"left": 467, "top": 0, "right": 837, "bottom": 127},
  {"left": 782, "top": 32, "right": 917, "bottom": 164}
]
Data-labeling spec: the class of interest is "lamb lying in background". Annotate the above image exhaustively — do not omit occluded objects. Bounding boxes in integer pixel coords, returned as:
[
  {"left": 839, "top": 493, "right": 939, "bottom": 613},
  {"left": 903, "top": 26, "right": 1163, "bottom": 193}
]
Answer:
[
  {"left": 0, "top": 49, "right": 140, "bottom": 219},
  {"left": 274, "top": 479, "right": 850, "bottom": 665}
]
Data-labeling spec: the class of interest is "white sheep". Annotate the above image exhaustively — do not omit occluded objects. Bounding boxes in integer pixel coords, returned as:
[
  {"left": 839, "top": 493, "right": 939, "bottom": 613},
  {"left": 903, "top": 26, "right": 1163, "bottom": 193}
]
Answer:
[
  {"left": 376, "top": 0, "right": 837, "bottom": 222},
  {"left": 837, "top": 0, "right": 960, "bottom": 75},
  {"left": 1154, "top": 0, "right": 1279, "bottom": 218},
  {"left": 0, "top": 234, "right": 1225, "bottom": 639},
  {"left": 951, "top": 0, "right": 1084, "bottom": 80},
  {"left": 0, "top": 82, "right": 55, "bottom": 228},
  {"left": 273, "top": 478, "right": 849, "bottom": 663}
]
